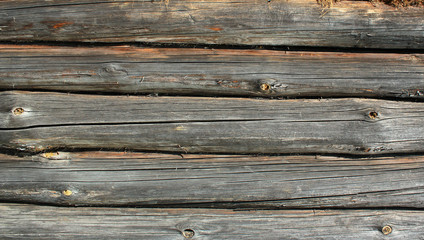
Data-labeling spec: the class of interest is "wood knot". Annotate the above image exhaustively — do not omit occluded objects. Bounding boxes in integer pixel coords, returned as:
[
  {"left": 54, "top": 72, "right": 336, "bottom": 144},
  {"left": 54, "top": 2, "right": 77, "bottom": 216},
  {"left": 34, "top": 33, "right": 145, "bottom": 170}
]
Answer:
[
  {"left": 182, "top": 229, "right": 195, "bottom": 239},
  {"left": 62, "top": 190, "right": 73, "bottom": 196},
  {"left": 260, "top": 83, "right": 271, "bottom": 91},
  {"left": 381, "top": 225, "right": 392, "bottom": 235},
  {"left": 368, "top": 111, "right": 379, "bottom": 119},
  {"left": 13, "top": 107, "right": 25, "bottom": 115}
]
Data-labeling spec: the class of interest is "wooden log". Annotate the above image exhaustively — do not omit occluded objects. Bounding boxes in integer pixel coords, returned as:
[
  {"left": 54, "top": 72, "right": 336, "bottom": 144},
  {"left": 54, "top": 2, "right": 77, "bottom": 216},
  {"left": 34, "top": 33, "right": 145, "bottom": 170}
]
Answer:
[
  {"left": 0, "top": 0, "right": 423, "bottom": 49},
  {"left": 1, "top": 152, "right": 424, "bottom": 208},
  {"left": 1, "top": 203, "right": 423, "bottom": 239},
  {"left": 1, "top": 91, "right": 424, "bottom": 155},
  {"left": 2, "top": 91, "right": 424, "bottom": 155},
  {"left": 1, "top": 45, "right": 424, "bottom": 98}
]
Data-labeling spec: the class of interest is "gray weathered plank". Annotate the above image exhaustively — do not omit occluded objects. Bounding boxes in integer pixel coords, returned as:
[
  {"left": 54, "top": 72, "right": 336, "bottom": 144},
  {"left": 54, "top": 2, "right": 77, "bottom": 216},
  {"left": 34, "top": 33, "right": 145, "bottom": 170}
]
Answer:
[
  {"left": 1, "top": 91, "right": 424, "bottom": 155},
  {"left": 0, "top": 0, "right": 423, "bottom": 49},
  {"left": 1, "top": 45, "right": 423, "bottom": 98},
  {"left": 0, "top": 152, "right": 423, "bottom": 208},
  {"left": 1, "top": 203, "right": 423, "bottom": 239}
]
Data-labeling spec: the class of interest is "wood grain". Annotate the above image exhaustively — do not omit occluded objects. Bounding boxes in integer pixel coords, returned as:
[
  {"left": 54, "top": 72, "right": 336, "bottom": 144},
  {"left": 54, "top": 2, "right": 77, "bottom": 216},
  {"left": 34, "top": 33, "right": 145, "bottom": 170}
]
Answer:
[
  {"left": 0, "top": 0, "right": 423, "bottom": 49},
  {"left": 1, "top": 45, "right": 423, "bottom": 98},
  {"left": 1, "top": 152, "right": 424, "bottom": 208},
  {"left": 1, "top": 203, "right": 424, "bottom": 239},
  {"left": 2, "top": 91, "right": 424, "bottom": 155}
]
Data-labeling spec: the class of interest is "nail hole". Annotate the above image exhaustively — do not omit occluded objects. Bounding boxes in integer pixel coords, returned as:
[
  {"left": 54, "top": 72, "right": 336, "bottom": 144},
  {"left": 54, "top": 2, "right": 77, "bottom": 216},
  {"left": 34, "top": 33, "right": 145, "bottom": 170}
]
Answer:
[
  {"left": 260, "top": 83, "right": 270, "bottom": 91},
  {"left": 62, "top": 190, "right": 73, "bottom": 196},
  {"left": 369, "top": 111, "right": 379, "bottom": 119},
  {"left": 13, "top": 107, "right": 25, "bottom": 115},
  {"left": 182, "top": 229, "right": 195, "bottom": 239},
  {"left": 381, "top": 225, "right": 392, "bottom": 235}
]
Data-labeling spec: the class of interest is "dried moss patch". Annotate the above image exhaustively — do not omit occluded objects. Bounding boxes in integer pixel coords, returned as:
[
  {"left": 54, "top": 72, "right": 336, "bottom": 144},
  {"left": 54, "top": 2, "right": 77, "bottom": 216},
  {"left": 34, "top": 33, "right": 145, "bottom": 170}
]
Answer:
[
  {"left": 381, "top": 0, "right": 423, "bottom": 7},
  {"left": 317, "top": 0, "right": 423, "bottom": 7}
]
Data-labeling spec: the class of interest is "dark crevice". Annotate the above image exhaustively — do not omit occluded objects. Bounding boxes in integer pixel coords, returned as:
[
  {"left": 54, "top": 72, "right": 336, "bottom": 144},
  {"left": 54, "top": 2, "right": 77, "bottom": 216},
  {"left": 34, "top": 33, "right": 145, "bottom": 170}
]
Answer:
[
  {"left": 3, "top": 117, "right": 395, "bottom": 132},
  {"left": 1, "top": 1, "right": 140, "bottom": 11},
  {"left": 1, "top": 199, "right": 424, "bottom": 211},
  {"left": 0, "top": 40, "right": 424, "bottom": 54},
  {"left": 0, "top": 118, "right": 274, "bottom": 131},
  {"left": 1, "top": 88, "right": 424, "bottom": 103},
  {"left": 0, "top": 148, "right": 30, "bottom": 157},
  {"left": 3, "top": 146, "right": 424, "bottom": 159}
]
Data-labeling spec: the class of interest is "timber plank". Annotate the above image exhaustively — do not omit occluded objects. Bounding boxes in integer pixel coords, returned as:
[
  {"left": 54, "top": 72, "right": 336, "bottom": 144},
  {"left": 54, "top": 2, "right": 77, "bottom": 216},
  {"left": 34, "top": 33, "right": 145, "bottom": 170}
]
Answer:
[
  {"left": 0, "top": 45, "right": 424, "bottom": 98},
  {"left": 0, "top": 0, "right": 423, "bottom": 49},
  {"left": 1, "top": 91, "right": 424, "bottom": 155},
  {"left": 0, "top": 152, "right": 423, "bottom": 208},
  {"left": 1, "top": 203, "right": 423, "bottom": 239}
]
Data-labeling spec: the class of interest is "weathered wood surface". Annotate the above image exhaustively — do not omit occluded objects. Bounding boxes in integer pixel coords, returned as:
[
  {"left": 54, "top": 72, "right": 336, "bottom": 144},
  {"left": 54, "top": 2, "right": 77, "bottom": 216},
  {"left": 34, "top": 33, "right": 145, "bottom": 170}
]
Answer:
[
  {"left": 1, "top": 45, "right": 424, "bottom": 98},
  {"left": 1, "top": 0, "right": 424, "bottom": 49},
  {"left": 1, "top": 91, "right": 424, "bottom": 155},
  {"left": 1, "top": 152, "right": 423, "bottom": 208},
  {"left": 1, "top": 203, "right": 423, "bottom": 239}
]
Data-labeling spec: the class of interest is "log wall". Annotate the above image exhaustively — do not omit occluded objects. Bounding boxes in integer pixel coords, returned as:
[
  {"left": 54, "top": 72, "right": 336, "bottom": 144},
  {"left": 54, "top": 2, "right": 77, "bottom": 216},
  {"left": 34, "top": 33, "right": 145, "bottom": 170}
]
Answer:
[{"left": 1, "top": 0, "right": 424, "bottom": 239}]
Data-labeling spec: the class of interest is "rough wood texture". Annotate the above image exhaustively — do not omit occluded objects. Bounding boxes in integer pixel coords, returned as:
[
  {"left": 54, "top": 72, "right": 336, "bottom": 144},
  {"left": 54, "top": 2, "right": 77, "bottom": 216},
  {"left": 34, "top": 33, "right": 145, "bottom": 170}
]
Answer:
[
  {"left": 1, "top": 203, "right": 424, "bottom": 239},
  {"left": 2, "top": 91, "right": 424, "bottom": 155},
  {"left": 1, "top": 45, "right": 424, "bottom": 98},
  {"left": 1, "top": 152, "right": 423, "bottom": 208},
  {"left": 1, "top": 0, "right": 423, "bottom": 49}
]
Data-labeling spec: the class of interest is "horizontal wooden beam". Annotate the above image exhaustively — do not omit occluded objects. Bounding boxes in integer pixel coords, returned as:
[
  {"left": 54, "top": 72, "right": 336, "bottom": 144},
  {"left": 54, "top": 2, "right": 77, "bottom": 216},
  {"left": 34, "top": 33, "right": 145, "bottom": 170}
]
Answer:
[
  {"left": 0, "top": 0, "right": 423, "bottom": 48},
  {"left": 1, "top": 45, "right": 423, "bottom": 98},
  {"left": 1, "top": 203, "right": 423, "bottom": 239},
  {"left": 2, "top": 91, "right": 424, "bottom": 155},
  {"left": 1, "top": 152, "right": 423, "bottom": 208}
]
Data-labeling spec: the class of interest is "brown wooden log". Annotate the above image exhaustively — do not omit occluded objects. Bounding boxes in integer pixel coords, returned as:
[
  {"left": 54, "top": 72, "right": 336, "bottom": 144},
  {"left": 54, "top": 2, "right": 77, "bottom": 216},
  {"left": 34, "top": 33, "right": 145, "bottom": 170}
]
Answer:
[
  {"left": 1, "top": 91, "right": 424, "bottom": 155},
  {"left": 1, "top": 152, "right": 423, "bottom": 208},
  {"left": 1, "top": 45, "right": 423, "bottom": 98},
  {"left": 1, "top": 203, "right": 423, "bottom": 239},
  {"left": 0, "top": 0, "right": 423, "bottom": 49}
]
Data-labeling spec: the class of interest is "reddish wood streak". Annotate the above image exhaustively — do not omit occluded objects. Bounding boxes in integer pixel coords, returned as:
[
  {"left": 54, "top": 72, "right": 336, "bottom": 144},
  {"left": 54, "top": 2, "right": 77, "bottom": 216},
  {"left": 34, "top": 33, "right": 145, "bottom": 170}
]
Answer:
[
  {"left": 52, "top": 22, "right": 73, "bottom": 29},
  {"left": 208, "top": 27, "right": 222, "bottom": 31}
]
